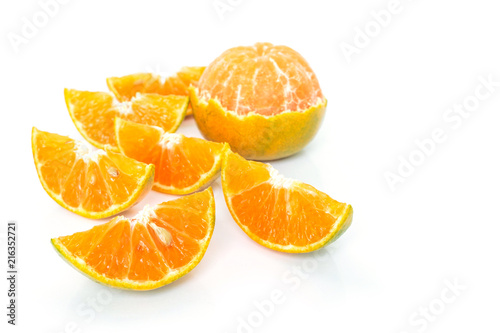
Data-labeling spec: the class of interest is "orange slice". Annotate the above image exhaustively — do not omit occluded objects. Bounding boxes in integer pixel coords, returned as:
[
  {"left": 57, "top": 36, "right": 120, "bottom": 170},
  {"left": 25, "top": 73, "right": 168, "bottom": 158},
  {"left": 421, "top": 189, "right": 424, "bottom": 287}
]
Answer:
[
  {"left": 106, "top": 66, "right": 205, "bottom": 115},
  {"left": 106, "top": 73, "right": 159, "bottom": 102},
  {"left": 32, "top": 127, "right": 154, "bottom": 219},
  {"left": 115, "top": 118, "right": 229, "bottom": 195},
  {"left": 221, "top": 151, "right": 353, "bottom": 253},
  {"left": 51, "top": 188, "right": 215, "bottom": 290},
  {"left": 64, "top": 89, "right": 188, "bottom": 149}
]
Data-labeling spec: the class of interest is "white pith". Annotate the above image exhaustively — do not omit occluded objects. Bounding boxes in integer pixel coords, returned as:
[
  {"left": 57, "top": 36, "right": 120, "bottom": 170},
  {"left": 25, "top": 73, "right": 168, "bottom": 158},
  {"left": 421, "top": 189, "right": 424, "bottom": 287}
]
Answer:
[{"left": 268, "top": 167, "right": 296, "bottom": 189}]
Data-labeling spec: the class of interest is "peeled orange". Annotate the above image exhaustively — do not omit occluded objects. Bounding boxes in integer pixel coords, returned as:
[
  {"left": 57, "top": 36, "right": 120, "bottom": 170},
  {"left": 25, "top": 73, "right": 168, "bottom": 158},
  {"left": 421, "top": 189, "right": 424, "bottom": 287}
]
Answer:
[
  {"left": 32, "top": 128, "right": 154, "bottom": 219},
  {"left": 221, "top": 150, "right": 353, "bottom": 253},
  {"left": 190, "top": 42, "right": 326, "bottom": 160},
  {"left": 51, "top": 188, "right": 215, "bottom": 290},
  {"left": 107, "top": 66, "right": 205, "bottom": 115},
  {"left": 64, "top": 89, "right": 188, "bottom": 149},
  {"left": 115, "top": 118, "right": 229, "bottom": 195}
]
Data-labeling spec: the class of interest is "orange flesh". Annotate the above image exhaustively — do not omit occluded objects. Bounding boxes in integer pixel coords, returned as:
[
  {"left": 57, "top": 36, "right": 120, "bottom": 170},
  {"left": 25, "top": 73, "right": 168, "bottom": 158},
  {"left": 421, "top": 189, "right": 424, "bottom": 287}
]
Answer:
[
  {"left": 108, "top": 67, "right": 205, "bottom": 101},
  {"left": 107, "top": 67, "right": 205, "bottom": 114},
  {"left": 129, "top": 223, "right": 169, "bottom": 281},
  {"left": 198, "top": 43, "right": 324, "bottom": 116},
  {"left": 106, "top": 73, "right": 160, "bottom": 102},
  {"left": 65, "top": 89, "right": 187, "bottom": 148},
  {"left": 116, "top": 118, "right": 226, "bottom": 192},
  {"left": 223, "top": 152, "right": 349, "bottom": 247},
  {"left": 33, "top": 128, "right": 151, "bottom": 213},
  {"left": 56, "top": 189, "right": 213, "bottom": 282},
  {"left": 85, "top": 220, "right": 132, "bottom": 279}
]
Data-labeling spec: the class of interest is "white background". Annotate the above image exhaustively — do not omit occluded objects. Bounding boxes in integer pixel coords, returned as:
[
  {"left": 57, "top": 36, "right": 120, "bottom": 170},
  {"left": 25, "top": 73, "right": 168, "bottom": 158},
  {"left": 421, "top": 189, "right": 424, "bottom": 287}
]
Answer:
[{"left": 1, "top": 0, "right": 500, "bottom": 332}]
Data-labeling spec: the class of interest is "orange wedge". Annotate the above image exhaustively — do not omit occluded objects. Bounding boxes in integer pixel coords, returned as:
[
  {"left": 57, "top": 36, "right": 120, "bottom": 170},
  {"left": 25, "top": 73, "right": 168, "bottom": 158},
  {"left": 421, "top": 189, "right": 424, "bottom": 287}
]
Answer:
[
  {"left": 32, "top": 127, "right": 154, "bottom": 219},
  {"left": 221, "top": 151, "right": 353, "bottom": 253},
  {"left": 115, "top": 118, "right": 229, "bottom": 195},
  {"left": 51, "top": 188, "right": 215, "bottom": 290},
  {"left": 107, "top": 66, "right": 205, "bottom": 115},
  {"left": 64, "top": 89, "right": 188, "bottom": 149},
  {"left": 106, "top": 73, "right": 159, "bottom": 102}
]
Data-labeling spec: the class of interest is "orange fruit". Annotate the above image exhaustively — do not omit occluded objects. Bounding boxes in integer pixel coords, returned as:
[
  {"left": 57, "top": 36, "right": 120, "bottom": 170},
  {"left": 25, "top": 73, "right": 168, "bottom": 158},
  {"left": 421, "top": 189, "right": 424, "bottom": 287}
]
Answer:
[
  {"left": 189, "top": 42, "right": 326, "bottom": 160},
  {"left": 221, "top": 150, "right": 353, "bottom": 253},
  {"left": 64, "top": 89, "right": 188, "bottom": 150},
  {"left": 106, "top": 66, "right": 205, "bottom": 115},
  {"left": 51, "top": 187, "right": 215, "bottom": 290},
  {"left": 106, "top": 73, "right": 158, "bottom": 102},
  {"left": 32, "top": 128, "right": 154, "bottom": 219},
  {"left": 115, "top": 118, "right": 229, "bottom": 195}
]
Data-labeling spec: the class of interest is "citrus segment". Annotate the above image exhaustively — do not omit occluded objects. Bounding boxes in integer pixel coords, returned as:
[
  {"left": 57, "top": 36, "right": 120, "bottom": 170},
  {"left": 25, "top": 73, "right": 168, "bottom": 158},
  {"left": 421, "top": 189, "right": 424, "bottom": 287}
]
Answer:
[
  {"left": 106, "top": 66, "right": 205, "bottom": 115},
  {"left": 115, "top": 118, "right": 228, "bottom": 195},
  {"left": 64, "top": 89, "right": 188, "bottom": 149},
  {"left": 106, "top": 73, "right": 160, "bottom": 102},
  {"left": 51, "top": 188, "right": 215, "bottom": 290},
  {"left": 32, "top": 127, "right": 154, "bottom": 219},
  {"left": 221, "top": 151, "right": 353, "bottom": 253}
]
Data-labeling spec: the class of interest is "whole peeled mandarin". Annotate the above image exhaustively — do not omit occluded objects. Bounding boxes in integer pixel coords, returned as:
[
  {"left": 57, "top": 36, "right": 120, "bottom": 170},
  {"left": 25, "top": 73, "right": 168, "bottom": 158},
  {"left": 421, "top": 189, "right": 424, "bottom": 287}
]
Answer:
[{"left": 190, "top": 42, "right": 327, "bottom": 160}]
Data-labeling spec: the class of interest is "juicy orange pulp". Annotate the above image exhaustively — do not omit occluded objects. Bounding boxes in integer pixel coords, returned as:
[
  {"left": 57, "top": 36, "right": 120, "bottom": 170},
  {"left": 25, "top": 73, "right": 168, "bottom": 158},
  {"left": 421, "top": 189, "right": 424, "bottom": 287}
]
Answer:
[
  {"left": 64, "top": 89, "right": 188, "bottom": 149},
  {"left": 52, "top": 188, "right": 215, "bottom": 290},
  {"left": 222, "top": 151, "right": 353, "bottom": 252},
  {"left": 115, "top": 118, "right": 228, "bottom": 194},
  {"left": 106, "top": 66, "right": 205, "bottom": 115},
  {"left": 32, "top": 128, "right": 154, "bottom": 218},
  {"left": 198, "top": 43, "right": 324, "bottom": 116}
]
